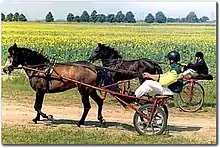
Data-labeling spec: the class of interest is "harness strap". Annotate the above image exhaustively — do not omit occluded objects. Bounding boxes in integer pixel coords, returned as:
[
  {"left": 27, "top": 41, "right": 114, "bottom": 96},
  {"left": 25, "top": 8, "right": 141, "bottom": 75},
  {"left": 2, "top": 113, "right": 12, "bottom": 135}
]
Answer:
[{"left": 45, "top": 63, "right": 55, "bottom": 92}]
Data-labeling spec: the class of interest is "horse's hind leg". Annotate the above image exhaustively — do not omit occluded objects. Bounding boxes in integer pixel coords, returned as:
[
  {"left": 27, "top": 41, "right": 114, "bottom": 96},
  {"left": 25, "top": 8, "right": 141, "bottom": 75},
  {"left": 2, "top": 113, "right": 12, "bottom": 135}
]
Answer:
[
  {"left": 32, "top": 90, "right": 48, "bottom": 124},
  {"left": 77, "top": 92, "right": 91, "bottom": 127},
  {"left": 90, "top": 90, "right": 105, "bottom": 124}
]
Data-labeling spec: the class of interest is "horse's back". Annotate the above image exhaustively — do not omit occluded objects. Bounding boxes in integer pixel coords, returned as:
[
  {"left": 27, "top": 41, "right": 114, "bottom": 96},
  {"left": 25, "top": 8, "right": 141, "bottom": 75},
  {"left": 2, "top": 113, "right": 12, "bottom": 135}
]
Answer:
[{"left": 34, "top": 62, "right": 98, "bottom": 93}]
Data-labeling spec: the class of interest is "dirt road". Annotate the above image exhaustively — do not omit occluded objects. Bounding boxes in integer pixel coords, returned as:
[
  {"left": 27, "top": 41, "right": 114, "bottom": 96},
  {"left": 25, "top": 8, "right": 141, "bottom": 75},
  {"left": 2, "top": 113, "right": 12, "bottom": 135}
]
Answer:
[{"left": 2, "top": 100, "right": 216, "bottom": 142}]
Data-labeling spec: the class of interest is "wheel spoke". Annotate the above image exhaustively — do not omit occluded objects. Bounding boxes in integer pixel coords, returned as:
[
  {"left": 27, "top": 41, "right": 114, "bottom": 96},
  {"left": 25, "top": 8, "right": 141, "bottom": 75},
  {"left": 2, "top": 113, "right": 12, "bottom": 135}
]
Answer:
[
  {"left": 133, "top": 104, "right": 167, "bottom": 135},
  {"left": 178, "top": 82, "right": 204, "bottom": 112}
]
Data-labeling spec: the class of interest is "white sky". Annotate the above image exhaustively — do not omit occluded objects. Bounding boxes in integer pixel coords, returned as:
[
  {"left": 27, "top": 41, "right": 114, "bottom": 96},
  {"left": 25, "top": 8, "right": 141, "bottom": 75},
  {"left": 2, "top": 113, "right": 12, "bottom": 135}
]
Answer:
[{"left": 0, "top": 0, "right": 217, "bottom": 20}]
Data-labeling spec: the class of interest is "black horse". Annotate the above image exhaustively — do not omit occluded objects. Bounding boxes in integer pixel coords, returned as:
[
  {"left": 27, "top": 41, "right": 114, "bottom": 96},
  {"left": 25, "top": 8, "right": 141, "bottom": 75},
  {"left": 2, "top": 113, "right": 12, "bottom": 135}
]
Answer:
[
  {"left": 88, "top": 43, "right": 168, "bottom": 116},
  {"left": 3, "top": 43, "right": 105, "bottom": 126},
  {"left": 88, "top": 43, "right": 163, "bottom": 84}
]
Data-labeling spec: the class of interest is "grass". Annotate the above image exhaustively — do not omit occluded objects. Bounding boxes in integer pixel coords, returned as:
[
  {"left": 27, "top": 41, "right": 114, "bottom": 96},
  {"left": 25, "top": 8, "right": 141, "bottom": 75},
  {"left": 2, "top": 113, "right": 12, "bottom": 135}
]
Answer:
[
  {"left": 2, "top": 71, "right": 119, "bottom": 106},
  {"left": 1, "top": 22, "right": 217, "bottom": 145},
  {"left": 2, "top": 71, "right": 216, "bottom": 145},
  {"left": 2, "top": 71, "right": 216, "bottom": 109},
  {"left": 1, "top": 124, "right": 216, "bottom": 144}
]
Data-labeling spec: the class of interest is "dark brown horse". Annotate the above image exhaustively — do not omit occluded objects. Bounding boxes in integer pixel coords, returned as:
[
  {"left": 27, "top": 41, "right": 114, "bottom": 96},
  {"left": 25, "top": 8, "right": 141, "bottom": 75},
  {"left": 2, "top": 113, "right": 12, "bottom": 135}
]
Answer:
[
  {"left": 88, "top": 43, "right": 163, "bottom": 106},
  {"left": 88, "top": 43, "right": 163, "bottom": 85},
  {"left": 3, "top": 43, "right": 105, "bottom": 126},
  {"left": 88, "top": 43, "right": 168, "bottom": 115}
]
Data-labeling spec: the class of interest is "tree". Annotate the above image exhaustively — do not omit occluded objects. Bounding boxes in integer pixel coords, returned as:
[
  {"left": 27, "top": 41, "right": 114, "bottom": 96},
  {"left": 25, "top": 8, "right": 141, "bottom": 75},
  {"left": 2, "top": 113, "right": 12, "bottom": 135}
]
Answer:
[
  {"left": 200, "top": 16, "right": 209, "bottom": 22},
  {"left": 80, "top": 10, "right": 89, "bottom": 22},
  {"left": 186, "top": 12, "right": 199, "bottom": 23},
  {"left": 167, "top": 18, "right": 176, "bottom": 22},
  {"left": 18, "top": 14, "right": 27, "bottom": 21},
  {"left": 1, "top": 13, "right": 5, "bottom": 21},
  {"left": 90, "top": 10, "right": 97, "bottom": 23},
  {"left": 45, "top": 12, "right": 54, "bottom": 22},
  {"left": 175, "top": 18, "right": 181, "bottom": 22},
  {"left": 96, "top": 14, "right": 106, "bottom": 23},
  {"left": 6, "top": 13, "right": 13, "bottom": 22},
  {"left": 105, "top": 14, "right": 115, "bottom": 23},
  {"left": 67, "top": 13, "right": 74, "bottom": 22},
  {"left": 145, "top": 13, "right": 154, "bottom": 23},
  {"left": 180, "top": 18, "right": 186, "bottom": 22},
  {"left": 124, "top": 11, "right": 136, "bottom": 23},
  {"left": 155, "top": 11, "right": 167, "bottom": 23},
  {"left": 13, "top": 12, "right": 19, "bottom": 21},
  {"left": 75, "top": 16, "right": 80, "bottom": 22},
  {"left": 114, "top": 11, "right": 125, "bottom": 23}
]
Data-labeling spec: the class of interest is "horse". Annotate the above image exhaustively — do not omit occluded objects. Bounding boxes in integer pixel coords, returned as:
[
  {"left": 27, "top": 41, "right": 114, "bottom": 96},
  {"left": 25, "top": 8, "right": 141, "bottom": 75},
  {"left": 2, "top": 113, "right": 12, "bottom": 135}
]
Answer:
[
  {"left": 88, "top": 43, "right": 168, "bottom": 117},
  {"left": 88, "top": 43, "right": 163, "bottom": 85},
  {"left": 3, "top": 43, "right": 105, "bottom": 127},
  {"left": 88, "top": 43, "right": 163, "bottom": 91}
]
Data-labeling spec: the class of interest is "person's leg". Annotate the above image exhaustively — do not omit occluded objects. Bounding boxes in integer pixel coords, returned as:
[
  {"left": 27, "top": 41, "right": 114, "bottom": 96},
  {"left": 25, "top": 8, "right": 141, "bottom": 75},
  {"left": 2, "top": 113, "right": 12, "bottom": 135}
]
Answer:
[
  {"left": 135, "top": 80, "right": 163, "bottom": 98},
  {"left": 162, "top": 87, "right": 174, "bottom": 95},
  {"left": 183, "top": 69, "right": 198, "bottom": 77}
]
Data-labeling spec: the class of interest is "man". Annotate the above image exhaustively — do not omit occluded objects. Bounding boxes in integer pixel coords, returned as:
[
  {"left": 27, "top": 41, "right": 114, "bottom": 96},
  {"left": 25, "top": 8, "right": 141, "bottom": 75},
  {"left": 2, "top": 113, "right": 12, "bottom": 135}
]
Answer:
[
  {"left": 183, "top": 52, "right": 209, "bottom": 76},
  {"left": 135, "top": 51, "right": 183, "bottom": 98}
]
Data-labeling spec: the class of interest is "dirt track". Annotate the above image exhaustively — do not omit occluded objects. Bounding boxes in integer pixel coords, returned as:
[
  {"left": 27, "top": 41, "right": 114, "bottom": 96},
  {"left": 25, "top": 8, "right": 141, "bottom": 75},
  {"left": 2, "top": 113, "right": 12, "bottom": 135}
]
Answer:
[{"left": 2, "top": 100, "right": 216, "bottom": 142}]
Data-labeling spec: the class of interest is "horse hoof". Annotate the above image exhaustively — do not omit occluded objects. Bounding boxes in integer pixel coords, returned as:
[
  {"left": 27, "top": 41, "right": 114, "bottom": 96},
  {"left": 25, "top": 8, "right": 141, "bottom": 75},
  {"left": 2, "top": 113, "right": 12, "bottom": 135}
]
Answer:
[
  {"left": 101, "top": 119, "right": 106, "bottom": 125},
  {"left": 101, "top": 119, "right": 107, "bottom": 128},
  {"left": 77, "top": 121, "right": 84, "bottom": 127},
  {"left": 48, "top": 115, "right": 53, "bottom": 121},
  {"left": 77, "top": 123, "right": 81, "bottom": 127},
  {"left": 32, "top": 118, "right": 38, "bottom": 124}
]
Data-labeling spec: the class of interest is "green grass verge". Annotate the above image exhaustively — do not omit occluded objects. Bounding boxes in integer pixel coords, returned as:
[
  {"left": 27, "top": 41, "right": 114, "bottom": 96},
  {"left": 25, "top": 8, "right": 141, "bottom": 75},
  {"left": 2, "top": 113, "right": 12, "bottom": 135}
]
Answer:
[
  {"left": 2, "top": 72, "right": 118, "bottom": 106},
  {"left": 2, "top": 71, "right": 216, "bottom": 108},
  {"left": 2, "top": 124, "right": 215, "bottom": 144}
]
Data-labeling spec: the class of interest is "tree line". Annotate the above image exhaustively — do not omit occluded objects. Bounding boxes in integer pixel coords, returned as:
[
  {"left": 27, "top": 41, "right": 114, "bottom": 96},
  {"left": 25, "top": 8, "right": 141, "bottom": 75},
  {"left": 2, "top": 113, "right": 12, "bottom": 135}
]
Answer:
[
  {"left": 48, "top": 10, "right": 136, "bottom": 23},
  {"left": 1, "top": 11, "right": 210, "bottom": 23},
  {"left": 145, "top": 11, "right": 209, "bottom": 23},
  {"left": 47, "top": 10, "right": 210, "bottom": 23},
  {"left": 1, "top": 12, "right": 27, "bottom": 22}
]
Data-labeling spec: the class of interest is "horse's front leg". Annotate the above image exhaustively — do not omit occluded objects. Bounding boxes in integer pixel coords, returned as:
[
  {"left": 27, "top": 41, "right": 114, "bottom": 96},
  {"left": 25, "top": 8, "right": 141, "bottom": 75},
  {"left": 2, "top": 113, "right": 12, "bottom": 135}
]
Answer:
[{"left": 32, "top": 91, "right": 48, "bottom": 124}]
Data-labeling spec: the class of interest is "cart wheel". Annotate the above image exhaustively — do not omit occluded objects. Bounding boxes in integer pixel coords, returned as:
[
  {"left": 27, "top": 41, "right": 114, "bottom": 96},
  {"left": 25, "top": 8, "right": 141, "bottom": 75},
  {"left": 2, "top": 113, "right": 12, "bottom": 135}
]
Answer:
[
  {"left": 177, "top": 81, "right": 204, "bottom": 112},
  {"left": 133, "top": 104, "right": 167, "bottom": 135},
  {"left": 138, "top": 96, "right": 169, "bottom": 120}
]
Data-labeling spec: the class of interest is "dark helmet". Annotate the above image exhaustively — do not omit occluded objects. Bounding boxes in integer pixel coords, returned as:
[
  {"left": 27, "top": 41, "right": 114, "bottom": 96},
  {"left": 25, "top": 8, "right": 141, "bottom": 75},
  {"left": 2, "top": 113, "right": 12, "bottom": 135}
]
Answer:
[
  {"left": 167, "top": 51, "right": 180, "bottom": 62},
  {"left": 195, "top": 52, "right": 204, "bottom": 58}
]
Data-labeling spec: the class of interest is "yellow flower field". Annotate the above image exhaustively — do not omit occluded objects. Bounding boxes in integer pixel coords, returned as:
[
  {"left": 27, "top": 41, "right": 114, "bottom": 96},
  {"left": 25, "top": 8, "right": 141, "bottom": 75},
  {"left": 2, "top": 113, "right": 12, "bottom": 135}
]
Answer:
[{"left": 1, "top": 22, "right": 216, "bottom": 76}]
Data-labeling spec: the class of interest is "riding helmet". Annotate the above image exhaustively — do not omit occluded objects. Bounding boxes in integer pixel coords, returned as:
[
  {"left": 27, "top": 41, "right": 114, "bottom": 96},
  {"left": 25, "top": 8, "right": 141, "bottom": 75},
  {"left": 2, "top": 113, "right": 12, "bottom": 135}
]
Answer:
[
  {"left": 195, "top": 52, "right": 204, "bottom": 58},
  {"left": 167, "top": 51, "right": 180, "bottom": 62}
]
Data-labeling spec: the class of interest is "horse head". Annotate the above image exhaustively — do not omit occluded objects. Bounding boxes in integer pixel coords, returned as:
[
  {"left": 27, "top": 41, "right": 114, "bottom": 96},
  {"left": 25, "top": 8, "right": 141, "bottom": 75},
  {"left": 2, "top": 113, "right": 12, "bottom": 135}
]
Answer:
[
  {"left": 3, "top": 43, "right": 49, "bottom": 74},
  {"left": 88, "top": 43, "right": 122, "bottom": 62}
]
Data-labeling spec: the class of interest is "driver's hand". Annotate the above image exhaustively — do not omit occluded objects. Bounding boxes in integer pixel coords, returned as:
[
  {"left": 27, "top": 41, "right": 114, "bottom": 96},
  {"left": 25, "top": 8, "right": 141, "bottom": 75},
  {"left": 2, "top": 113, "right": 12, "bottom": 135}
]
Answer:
[{"left": 143, "top": 72, "right": 151, "bottom": 78}]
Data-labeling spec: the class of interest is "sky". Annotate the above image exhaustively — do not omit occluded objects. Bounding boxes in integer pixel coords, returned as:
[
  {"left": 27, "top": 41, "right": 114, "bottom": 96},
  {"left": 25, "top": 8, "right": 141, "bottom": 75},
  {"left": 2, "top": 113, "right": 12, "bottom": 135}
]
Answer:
[{"left": 0, "top": 0, "right": 217, "bottom": 21}]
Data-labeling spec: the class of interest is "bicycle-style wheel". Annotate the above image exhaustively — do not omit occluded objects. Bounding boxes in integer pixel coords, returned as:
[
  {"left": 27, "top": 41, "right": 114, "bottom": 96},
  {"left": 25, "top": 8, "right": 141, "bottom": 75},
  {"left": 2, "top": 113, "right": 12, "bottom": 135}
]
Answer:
[
  {"left": 133, "top": 104, "right": 167, "bottom": 135},
  {"left": 177, "top": 81, "right": 204, "bottom": 112}
]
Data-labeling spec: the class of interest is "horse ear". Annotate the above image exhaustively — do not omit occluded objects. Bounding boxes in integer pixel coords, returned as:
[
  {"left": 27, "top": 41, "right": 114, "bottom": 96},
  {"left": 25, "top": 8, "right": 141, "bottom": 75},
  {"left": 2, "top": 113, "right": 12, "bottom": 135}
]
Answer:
[
  {"left": 97, "top": 43, "right": 106, "bottom": 47},
  {"left": 98, "top": 43, "right": 102, "bottom": 47},
  {"left": 13, "top": 43, "right": 17, "bottom": 48}
]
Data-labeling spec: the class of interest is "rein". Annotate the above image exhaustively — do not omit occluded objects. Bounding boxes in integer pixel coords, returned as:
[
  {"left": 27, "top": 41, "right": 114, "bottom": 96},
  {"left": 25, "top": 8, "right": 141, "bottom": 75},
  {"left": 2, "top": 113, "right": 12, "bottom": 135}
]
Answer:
[
  {"left": 99, "top": 59, "right": 185, "bottom": 66},
  {"left": 13, "top": 63, "right": 143, "bottom": 79},
  {"left": 70, "top": 63, "right": 142, "bottom": 77}
]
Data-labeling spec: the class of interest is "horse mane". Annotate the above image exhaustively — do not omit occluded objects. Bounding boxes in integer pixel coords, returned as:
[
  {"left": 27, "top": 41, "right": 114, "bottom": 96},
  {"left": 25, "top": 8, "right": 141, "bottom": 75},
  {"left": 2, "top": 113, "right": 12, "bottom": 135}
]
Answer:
[
  {"left": 104, "top": 45, "right": 122, "bottom": 59},
  {"left": 18, "top": 47, "right": 50, "bottom": 63}
]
